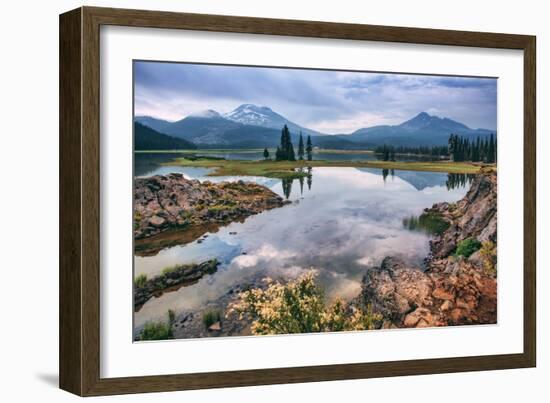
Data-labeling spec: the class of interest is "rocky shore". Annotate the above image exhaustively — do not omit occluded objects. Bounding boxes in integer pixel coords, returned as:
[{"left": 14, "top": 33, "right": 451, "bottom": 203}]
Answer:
[
  {"left": 134, "top": 169, "right": 498, "bottom": 339},
  {"left": 134, "top": 259, "right": 220, "bottom": 310},
  {"left": 361, "top": 168, "right": 497, "bottom": 328},
  {"left": 134, "top": 173, "right": 290, "bottom": 252}
]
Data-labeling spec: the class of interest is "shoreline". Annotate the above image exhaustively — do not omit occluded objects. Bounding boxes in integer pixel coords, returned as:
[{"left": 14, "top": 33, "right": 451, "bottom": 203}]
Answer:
[
  {"left": 166, "top": 157, "right": 493, "bottom": 177},
  {"left": 133, "top": 168, "right": 497, "bottom": 340},
  {"left": 134, "top": 173, "right": 290, "bottom": 253}
]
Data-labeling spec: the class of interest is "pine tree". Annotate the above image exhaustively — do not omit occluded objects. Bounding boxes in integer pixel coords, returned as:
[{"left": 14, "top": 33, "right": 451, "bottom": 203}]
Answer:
[
  {"left": 288, "top": 141, "right": 296, "bottom": 161},
  {"left": 382, "top": 144, "right": 390, "bottom": 161},
  {"left": 448, "top": 134, "right": 456, "bottom": 161},
  {"left": 494, "top": 134, "right": 497, "bottom": 162},
  {"left": 473, "top": 137, "right": 481, "bottom": 162},
  {"left": 275, "top": 125, "right": 298, "bottom": 161},
  {"left": 306, "top": 135, "right": 313, "bottom": 161},
  {"left": 447, "top": 133, "right": 497, "bottom": 164},
  {"left": 263, "top": 148, "right": 270, "bottom": 160},
  {"left": 297, "top": 132, "right": 305, "bottom": 160},
  {"left": 487, "top": 134, "right": 496, "bottom": 163},
  {"left": 280, "top": 126, "right": 288, "bottom": 160},
  {"left": 275, "top": 146, "right": 282, "bottom": 161}
]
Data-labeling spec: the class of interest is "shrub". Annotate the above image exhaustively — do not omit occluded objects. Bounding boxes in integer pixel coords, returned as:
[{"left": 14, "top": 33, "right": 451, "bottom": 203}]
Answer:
[
  {"left": 228, "top": 272, "right": 383, "bottom": 335},
  {"left": 139, "top": 321, "right": 173, "bottom": 341},
  {"left": 454, "top": 238, "right": 482, "bottom": 258},
  {"left": 139, "top": 310, "right": 176, "bottom": 341},
  {"left": 168, "top": 309, "right": 176, "bottom": 325},
  {"left": 134, "top": 274, "right": 147, "bottom": 288},
  {"left": 161, "top": 265, "right": 178, "bottom": 276},
  {"left": 480, "top": 240, "right": 497, "bottom": 275},
  {"left": 202, "top": 309, "right": 222, "bottom": 329}
]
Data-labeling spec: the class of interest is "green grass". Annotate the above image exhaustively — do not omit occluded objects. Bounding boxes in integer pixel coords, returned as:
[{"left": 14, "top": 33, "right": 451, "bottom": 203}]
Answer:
[
  {"left": 134, "top": 274, "right": 147, "bottom": 288},
  {"left": 139, "top": 310, "right": 176, "bottom": 341},
  {"left": 202, "top": 309, "right": 222, "bottom": 329},
  {"left": 136, "top": 148, "right": 371, "bottom": 155},
  {"left": 139, "top": 321, "right": 173, "bottom": 341},
  {"left": 161, "top": 264, "right": 185, "bottom": 276},
  {"left": 167, "top": 157, "right": 490, "bottom": 177},
  {"left": 135, "top": 148, "right": 268, "bottom": 154}
]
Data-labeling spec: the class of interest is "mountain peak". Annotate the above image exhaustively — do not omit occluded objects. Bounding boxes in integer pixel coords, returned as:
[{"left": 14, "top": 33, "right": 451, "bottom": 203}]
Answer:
[
  {"left": 408, "top": 111, "right": 433, "bottom": 123},
  {"left": 399, "top": 112, "right": 469, "bottom": 131},
  {"left": 234, "top": 103, "right": 272, "bottom": 111},
  {"left": 224, "top": 104, "right": 281, "bottom": 127},
  {"left": 189, "top": 109, "right": 221, "bottom": 119},
  {"left": 223, "top": 104, "right": 322, "bottom": 136}
]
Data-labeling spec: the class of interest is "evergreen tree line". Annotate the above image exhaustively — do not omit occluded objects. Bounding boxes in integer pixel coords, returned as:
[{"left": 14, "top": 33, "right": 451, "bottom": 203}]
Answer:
[
  {"left": 269, "top": 125, "right": 313, "bottom": 161},
  {"left": 374, "top": 133, "right": 497, "bottom": 163},
  {"left": 377, "top": 144, "right": 396, "bottom": 161},
  {"left": 448, "top": 133, "right": 497, "bottom": 163},
  {"left": 374, "top": 144, "right": 449, "bottom": 158}
]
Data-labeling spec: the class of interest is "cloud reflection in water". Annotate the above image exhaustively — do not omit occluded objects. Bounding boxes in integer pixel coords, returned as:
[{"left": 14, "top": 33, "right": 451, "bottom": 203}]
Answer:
[{"left": 134, "top": 167, "right": 468, "bottom": 327}]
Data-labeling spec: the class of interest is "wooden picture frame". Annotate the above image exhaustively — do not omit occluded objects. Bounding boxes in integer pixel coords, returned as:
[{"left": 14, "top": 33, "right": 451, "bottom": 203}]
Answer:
[{"left": 59, "top": 6, "right": 536, "bottom": 396}]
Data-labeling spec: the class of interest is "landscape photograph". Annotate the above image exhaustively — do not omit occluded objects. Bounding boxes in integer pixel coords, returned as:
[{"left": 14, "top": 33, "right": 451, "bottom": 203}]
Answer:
[{"left": 132, "top": 61, "right": 498, "bottom": 341}]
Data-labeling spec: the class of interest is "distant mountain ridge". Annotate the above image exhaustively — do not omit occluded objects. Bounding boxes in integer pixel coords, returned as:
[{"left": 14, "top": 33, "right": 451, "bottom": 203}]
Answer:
[
  {"left": 134, "top": 122, "right": 196, "bottom": 150},
  {"left": 349, "top": 112, "right": 494, "bottom": 147},
  {"left": 135, "top": 106, "right": 495, "bottom": 149}
]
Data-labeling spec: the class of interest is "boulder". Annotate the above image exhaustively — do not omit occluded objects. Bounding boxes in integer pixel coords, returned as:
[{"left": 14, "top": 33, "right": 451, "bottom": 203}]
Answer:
[
  {"left": 149, "top": 215, "right": 166, "bottom": 227},
  {"left": 134, "top": 174, "right": 290, "bottom": 240},
  {"left": 361, "top": 171, "right": 497, "bottom": 329}
]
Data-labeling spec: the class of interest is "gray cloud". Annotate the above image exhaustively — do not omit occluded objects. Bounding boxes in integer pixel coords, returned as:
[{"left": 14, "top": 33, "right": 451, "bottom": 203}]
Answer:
[{"left": 134, "top": 61, "right": 497, "bottom": 134}]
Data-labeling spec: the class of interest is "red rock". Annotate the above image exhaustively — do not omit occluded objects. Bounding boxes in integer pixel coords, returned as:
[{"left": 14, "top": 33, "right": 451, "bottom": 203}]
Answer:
[
  {"left": 450, "top": 308, "right": 466, "bottom": 322},
  {"left": 208, "top": 321, "right": 221, "bottom": 331},
  {"left": 440, "top": 300, "right": 453, "bottom": 311},
  {"left": 433, "top": 287, "right": 455, "bottom": 301},
  {"left": 149, "top": 215, "right": 166, "bottom": 227}
]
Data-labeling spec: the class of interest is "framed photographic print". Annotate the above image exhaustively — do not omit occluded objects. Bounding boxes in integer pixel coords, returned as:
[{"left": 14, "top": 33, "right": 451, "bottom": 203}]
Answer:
[{"left": 59, "top": 6, "right": 536, "bottom": 396}]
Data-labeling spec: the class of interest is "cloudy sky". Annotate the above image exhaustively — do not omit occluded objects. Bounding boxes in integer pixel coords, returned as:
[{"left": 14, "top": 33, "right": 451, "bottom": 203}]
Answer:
[{"left": 134, "top": 61, "right": 497, "bottom": 134}]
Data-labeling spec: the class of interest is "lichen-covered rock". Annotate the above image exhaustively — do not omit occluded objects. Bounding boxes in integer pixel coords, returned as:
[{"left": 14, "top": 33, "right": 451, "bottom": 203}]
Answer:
[
  {"left": 361, "top": 256, "right": 496, "bottom": 328},
  {"left": 428, "top": 169, "right": 497, "bottom": 259},
  {"left": 362, "top": 257, "right": 434, "bottom": 322},
  {"left": 134, "top": 174, "right": 289, "bottom": 239}
]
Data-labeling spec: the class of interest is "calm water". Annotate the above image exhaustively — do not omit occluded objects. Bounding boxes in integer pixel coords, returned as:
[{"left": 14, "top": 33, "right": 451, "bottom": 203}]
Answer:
[{"left": 134, "top": 153, "right": 470, "bottom": 329}]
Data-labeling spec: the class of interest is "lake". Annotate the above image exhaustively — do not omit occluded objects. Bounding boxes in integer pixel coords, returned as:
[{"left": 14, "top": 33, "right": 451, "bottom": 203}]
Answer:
[
  {"left": 134, "top": 153, "right": 471, "bottom": 333},
  {"left": 134, "top": 150, "right": 438, "bottom": 177}
]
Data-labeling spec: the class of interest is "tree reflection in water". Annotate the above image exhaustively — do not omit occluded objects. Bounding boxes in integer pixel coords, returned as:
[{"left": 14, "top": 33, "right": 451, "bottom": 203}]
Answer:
[
  {"left": 446, "top": 173, "right": 475, "bottom": 190},
  {"left": 281, "top": 167, "right": 314, "bottom": 199}
]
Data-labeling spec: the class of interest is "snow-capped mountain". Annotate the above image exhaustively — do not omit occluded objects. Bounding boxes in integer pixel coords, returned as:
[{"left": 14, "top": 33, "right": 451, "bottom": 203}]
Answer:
[
  {"left": 224, "top": 104, "right": 284, "bottom": 127},
  {"left": 224, "top": 104, "right": 322, "bottom": 137}
]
